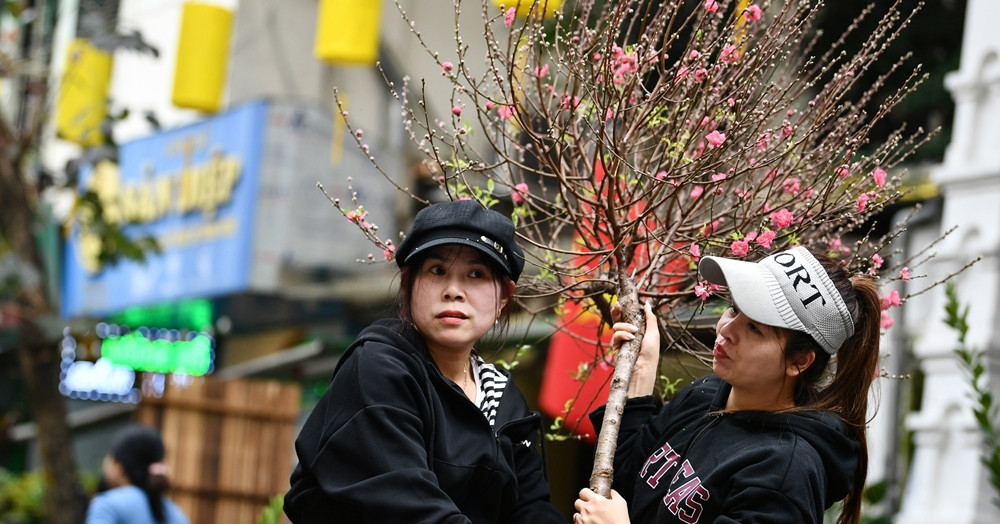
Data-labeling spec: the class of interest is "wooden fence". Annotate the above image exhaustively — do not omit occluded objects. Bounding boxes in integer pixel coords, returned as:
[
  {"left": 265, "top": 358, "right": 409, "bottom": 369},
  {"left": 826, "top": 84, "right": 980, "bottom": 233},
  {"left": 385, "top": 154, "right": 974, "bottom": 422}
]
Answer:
[{"left": 137, "top": 375, "right": 300, "bottom": 523}]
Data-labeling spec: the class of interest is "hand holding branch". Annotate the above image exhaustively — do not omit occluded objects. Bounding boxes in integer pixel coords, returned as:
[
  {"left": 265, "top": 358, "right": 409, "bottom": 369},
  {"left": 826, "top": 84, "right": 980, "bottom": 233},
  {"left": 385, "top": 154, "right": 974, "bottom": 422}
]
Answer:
[{"left": 610, "top": 300, "right": 660, "bottom": 399}]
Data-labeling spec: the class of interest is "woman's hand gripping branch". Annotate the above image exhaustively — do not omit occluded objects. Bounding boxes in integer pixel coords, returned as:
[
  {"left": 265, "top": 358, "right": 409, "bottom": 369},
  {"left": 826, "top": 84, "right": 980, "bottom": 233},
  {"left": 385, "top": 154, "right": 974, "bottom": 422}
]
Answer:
[
  {"left": 573, "top": 301, "right": 659, "bottom": 524},
  {"left": 610, "top": 300, "right": 660, "bottom": 398}
]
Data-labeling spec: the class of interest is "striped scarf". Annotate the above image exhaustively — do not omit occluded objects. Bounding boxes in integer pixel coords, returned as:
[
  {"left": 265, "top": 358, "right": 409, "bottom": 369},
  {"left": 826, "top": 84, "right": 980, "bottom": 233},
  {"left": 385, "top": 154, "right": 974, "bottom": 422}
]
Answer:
[{"left": 471, "top": 353, "right": 507, "bottom": 427}]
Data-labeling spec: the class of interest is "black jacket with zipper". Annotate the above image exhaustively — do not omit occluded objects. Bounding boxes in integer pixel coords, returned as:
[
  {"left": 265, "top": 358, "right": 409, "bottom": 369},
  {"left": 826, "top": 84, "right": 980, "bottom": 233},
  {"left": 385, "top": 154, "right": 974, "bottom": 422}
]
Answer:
[
  {"left": 285, "top": 318, "right": 564, "bottom": 523},
  {"left": 590, "top": 374, "right": 860, "bottom": 523}
]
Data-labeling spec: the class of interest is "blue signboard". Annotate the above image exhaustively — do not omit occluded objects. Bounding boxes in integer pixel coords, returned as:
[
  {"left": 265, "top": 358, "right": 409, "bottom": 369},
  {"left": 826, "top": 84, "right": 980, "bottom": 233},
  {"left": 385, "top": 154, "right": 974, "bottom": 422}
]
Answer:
[{"left": 62, "top": 100, "right": 269, "bottom": 318}]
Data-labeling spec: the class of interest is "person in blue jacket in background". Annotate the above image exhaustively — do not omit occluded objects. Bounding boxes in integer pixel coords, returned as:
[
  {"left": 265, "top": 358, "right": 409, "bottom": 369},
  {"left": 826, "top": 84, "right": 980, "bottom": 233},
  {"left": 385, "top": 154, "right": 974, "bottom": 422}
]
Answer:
[
  {"left": 285, "top": 199, "right": 564, "bottom": 523},
  {"left": 86, "top": 424, "right": 189, "bottom": 524}
]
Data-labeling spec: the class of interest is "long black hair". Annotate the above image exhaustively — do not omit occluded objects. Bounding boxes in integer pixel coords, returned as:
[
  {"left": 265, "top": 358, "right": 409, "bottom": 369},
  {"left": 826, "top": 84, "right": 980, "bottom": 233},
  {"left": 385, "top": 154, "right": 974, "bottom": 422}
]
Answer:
[{"left": 108, "top": 424, "right": 170, "bottom": 522}]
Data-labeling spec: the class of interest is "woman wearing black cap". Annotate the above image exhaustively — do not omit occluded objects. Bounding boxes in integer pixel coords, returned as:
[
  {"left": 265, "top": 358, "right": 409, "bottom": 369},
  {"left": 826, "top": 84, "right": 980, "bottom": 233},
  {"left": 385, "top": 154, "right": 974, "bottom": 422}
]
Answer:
[
  {"left": 285, "top": 200, "right": 564, "bottom": 523},
  {"left": 573, "top": 246, "right": 883, "bottom": 524}
]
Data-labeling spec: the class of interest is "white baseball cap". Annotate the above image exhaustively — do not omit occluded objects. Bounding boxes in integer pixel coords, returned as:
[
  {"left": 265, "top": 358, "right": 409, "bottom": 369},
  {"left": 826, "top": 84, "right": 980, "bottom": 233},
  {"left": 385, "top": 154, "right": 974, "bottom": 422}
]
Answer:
[{"left": 698, "top": 246, "right": 855, "bottom": 354}]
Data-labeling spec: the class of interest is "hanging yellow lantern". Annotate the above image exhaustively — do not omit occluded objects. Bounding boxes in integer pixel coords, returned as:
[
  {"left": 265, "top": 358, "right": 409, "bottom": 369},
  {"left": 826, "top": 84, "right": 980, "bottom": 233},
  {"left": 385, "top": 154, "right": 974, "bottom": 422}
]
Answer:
[
  {"left": 492, "top": 0, "right": 563, "bottom": 19},
  {"left": 172, "top": 2, "right": 234, "bottom": 113},
  {"left": 314, "top": 0, "right": 382, "bottom": 65},
  {"left": 56, "top": 39, "right": 112, "bottom": 147}
]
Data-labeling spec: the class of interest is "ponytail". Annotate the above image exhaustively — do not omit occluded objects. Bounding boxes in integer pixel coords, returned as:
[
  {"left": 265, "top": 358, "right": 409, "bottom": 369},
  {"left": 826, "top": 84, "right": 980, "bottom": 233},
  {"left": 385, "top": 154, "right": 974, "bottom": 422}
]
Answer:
[{"left": 783, "top": 253, "right": 882, "bottom": 524}]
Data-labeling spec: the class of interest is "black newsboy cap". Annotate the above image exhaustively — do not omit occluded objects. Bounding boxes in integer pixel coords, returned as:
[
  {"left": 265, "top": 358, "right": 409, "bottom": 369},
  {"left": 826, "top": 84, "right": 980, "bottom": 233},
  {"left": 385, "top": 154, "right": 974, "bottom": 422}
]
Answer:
[{"left": 395, "top": 200, "right": 525, "bottom": 281}]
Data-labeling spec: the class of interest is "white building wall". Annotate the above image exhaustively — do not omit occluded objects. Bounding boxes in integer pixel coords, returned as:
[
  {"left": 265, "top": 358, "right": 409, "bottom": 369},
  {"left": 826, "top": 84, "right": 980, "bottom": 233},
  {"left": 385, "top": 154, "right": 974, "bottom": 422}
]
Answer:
[{"left": 895, "top": 0, "right": 1000, "bottom": 522}]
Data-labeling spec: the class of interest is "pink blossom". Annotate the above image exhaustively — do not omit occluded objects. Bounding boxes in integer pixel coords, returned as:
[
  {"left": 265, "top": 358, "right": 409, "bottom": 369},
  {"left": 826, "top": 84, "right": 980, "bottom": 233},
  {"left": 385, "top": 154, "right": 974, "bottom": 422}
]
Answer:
[
  {"left": 504, "top": 7, "right": 516, "bottom": 27},
  {"left": 694, "top": 282, "right": 712, "bottom": 301},
  {"left": 690, "top": 243, "right": 701, "bottom": 260},
  {"left": 720, "top": 45, "right": 739, "bottom": 64},
  {"left": 694, "top": 68, "right": 708, "bottom": 82},
  {"left": 769, "top": 209, "right": 794, "bottom": 229},
  {"left": 690, "top": 185, "right": 705, "bottom": 199},
  {"left": 355, "top": 129, "right": 364, "bottom": 138},
  {"left": 880, "top": 289, "right": 902, "bottom": 310},
  {"left": 880, "top": 311, "right": 895, "bottom": 329},
  {"left": 441, "top": 61, "right": 454, "bottom": 73},
  {"left": 497, "top": 105, "right": 514, "bottom": 120},
  {"left": 693, "top": 140, "right": 706, "bottom": 157},
  {"left": 756, "top": 229, "right": 776, "bottom": 249},
  {"left": 560, "top": 95, "right": 581, "bottom": 111},
  {"left": 702, "top": 220, "right": 720, "bottom": 236},
  {"left": 836, "top": 165, "right": 849, "bottom": 178},
  {"left": 900, "top": 267, "right": 911, "bottom": 282},
  {"left": 782, "top": 178, "right": 800, "bottom": 195},
  {"left": 757, "top": 132, "right": 770, "bottom": 150},
  {"left": 704, "top": 0, "right": 719, "bottom": 13},
  {"left": 485, "top": 100, "right": 495, "bottom": 110},
  {"left": 361, "top": 144, "right": 370, "bottom": 154},
  {"left": 712, "top": 172, "right": 727, "bottom": 182},
  {"left": 727, "top": 97, "right": 736, "bottom": 107},
  {"left": 611, "top": 45, "right": 639, "bottom": 83},
  {"left": 676, "top": 66, "right": 690, "bottom": 80},
  {"left": 512, "top": 183, "right": 529, "bottom": 204},
  {"left": 655, "top": 171, "right": 667, "bottom": 180},
  {"left": 689, "top": 50, "right": 701, "bottom": 60},
  {"left": 871, "top": 253, "right": 884, "bottom": 270},
  {"left": 829, "top": 237, "right": 851, "bottom": 256},
  {"left": 873, "top": 167, "right": 887, "bottom": 187},
  {"left": 744, "top": 5, "right": 762, "bottom": 22},
  {"left": 605, "top": 108, "right": 615, "bottom": 121},
  {"left": 534, "top": 64, "right": 549, "bottom": 78},
  {"left": 346, "top": 208, "right": 367, "bottom": 224},
  {"left": 730, "top": 239, "right": 750, "bottom": 258},
  {"left": 705, "top": 130, "right": 726, "bottom": 147},
  {"left": 857, "top": 192, "right": 871, "bottom": 212},
  {"left": 695, "top": 283, "right": 725, "bottom": 300},
  {"left": 451, "top": 105, "right": 462, "bottom": 116}
]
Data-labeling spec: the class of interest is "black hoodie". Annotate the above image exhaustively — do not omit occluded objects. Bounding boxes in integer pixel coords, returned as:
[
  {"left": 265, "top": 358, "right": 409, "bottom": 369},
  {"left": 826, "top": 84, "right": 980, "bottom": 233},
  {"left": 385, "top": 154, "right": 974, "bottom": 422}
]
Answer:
[
  {"left": 590, "top": 375, "right": 859, "bottom": 523},
  {"left": 285, "top": 319, "right": 564, "bottom": 524}
]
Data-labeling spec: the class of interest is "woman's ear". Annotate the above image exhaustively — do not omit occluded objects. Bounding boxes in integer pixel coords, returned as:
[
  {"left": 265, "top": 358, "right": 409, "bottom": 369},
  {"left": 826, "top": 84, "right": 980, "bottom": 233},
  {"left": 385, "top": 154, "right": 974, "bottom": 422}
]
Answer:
[{"left": 786, "top": 350, "right": 817, "bottom": 377}]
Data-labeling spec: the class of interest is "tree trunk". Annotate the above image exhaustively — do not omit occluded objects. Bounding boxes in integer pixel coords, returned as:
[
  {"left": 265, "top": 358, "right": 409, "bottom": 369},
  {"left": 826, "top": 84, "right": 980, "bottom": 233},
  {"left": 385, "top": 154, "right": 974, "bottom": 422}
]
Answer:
[
  {"left": 0, "top": 135, "right": 86, "bottom": 523},
  {"left": 588, "top": 275, "right": 645, "bottom": 497},
  {"left": 17, "top": 318, "right": 86, "bottom": 524}
]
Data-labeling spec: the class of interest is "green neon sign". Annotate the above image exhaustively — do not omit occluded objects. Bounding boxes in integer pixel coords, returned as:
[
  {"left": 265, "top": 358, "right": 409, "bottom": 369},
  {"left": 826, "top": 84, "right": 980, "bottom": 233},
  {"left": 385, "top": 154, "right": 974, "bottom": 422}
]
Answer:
[
  {"left": 107, "top": 299, "right": 213, "bottom": 331},
  {"left": 101, "top": 332, "right": 213, "bottom": 376}
]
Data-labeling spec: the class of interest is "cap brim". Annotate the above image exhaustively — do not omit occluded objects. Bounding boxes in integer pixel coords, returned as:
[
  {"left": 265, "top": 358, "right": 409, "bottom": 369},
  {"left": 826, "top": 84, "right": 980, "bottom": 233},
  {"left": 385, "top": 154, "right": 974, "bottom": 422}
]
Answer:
[
  {"left": 403, "top": 231, "right": 512, "bottom": 278},
  {"left": 698, "top": 256, "right": 790, "bottom": 330}
]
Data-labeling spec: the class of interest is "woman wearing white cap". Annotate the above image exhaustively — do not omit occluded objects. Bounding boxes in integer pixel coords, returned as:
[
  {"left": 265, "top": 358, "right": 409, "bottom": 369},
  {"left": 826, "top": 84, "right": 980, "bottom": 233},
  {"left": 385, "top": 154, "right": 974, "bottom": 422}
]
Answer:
[
  {"left": 285, "top": 200, "right": 564, "bottom": 523},
  {"left": 574, "top": 246, "right": 882, "bottom": 524}
]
